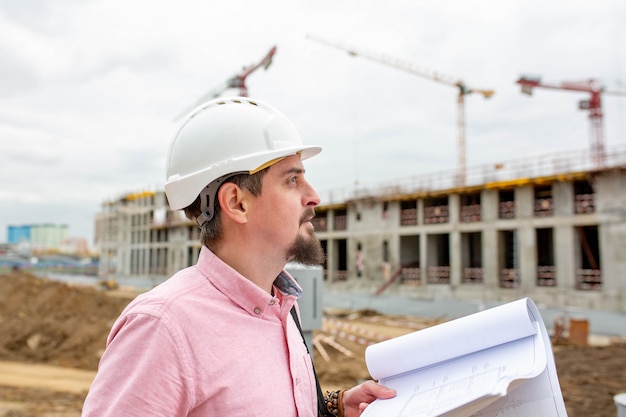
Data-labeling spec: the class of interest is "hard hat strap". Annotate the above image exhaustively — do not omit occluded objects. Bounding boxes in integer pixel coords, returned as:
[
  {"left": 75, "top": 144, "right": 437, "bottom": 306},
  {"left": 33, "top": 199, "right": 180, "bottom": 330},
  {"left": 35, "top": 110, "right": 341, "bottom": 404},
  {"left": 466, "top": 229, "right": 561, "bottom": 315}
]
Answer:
[{"left": 196, "top": 171, "right": 247, "bottom": 227}]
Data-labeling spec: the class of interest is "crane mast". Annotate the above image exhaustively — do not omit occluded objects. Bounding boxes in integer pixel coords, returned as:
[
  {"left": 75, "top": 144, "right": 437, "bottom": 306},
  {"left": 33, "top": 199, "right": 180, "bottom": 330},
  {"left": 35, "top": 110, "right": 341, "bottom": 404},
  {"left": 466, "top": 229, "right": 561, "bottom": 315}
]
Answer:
[
  {"left": 176, "top": 46, "right": 277, "bottom": 119},
  {"left": 307, "top": 34, "right": 494, "bottom": 187}
]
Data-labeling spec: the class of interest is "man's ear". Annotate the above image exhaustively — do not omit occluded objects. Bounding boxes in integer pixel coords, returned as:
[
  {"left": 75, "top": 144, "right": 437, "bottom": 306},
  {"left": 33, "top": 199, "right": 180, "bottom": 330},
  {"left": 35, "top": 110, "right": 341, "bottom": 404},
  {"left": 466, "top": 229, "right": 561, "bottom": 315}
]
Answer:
[{"left": 217, "top": 183, "right": 248, "bottom": 224}]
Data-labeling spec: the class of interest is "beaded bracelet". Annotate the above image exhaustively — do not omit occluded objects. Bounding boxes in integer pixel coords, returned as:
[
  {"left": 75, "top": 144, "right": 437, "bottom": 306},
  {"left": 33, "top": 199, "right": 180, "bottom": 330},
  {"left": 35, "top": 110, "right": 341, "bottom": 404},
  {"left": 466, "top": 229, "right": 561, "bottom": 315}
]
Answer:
[{"left": 324, "top": 389, "right": 345, "bottom": 417}]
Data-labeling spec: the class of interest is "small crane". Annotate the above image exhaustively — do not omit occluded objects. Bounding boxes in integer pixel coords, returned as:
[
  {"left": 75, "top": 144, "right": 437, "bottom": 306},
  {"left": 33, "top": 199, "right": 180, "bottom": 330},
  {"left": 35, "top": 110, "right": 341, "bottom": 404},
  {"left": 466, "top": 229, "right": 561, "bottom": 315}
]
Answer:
[
  {"left": 306, "top": 34, "right": 494, "bottom": 187},
  {"left": 516, "top": 76, "right": 626, "bottom": 169},
  {"left": 176, "top": 46, "right": 277, "bottom": 119}
]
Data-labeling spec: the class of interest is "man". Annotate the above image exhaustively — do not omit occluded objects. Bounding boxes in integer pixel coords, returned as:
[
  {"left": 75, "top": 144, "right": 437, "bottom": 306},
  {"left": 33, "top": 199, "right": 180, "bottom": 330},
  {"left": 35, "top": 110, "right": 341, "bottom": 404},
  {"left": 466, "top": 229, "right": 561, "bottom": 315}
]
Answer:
[{"left": 82, "top": 97, "right": 395, "bottom": 416}]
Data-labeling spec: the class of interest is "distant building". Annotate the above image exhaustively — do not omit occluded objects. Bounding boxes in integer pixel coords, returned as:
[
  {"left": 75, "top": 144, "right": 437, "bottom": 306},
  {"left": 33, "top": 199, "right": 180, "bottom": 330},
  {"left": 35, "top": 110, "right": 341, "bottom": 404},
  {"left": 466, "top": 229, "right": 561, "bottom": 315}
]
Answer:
[
  {"left": 7, "top": 223, "right": 69, "bottom": 254},
  {"left": 94, "top": 146, "right": 626, "bottom": 312},
  {"left": 59, "top": 237, "right": 90, "bottom": 256},
  {"left": 7, "top": 225, "right": 30, "bottom": 244}
]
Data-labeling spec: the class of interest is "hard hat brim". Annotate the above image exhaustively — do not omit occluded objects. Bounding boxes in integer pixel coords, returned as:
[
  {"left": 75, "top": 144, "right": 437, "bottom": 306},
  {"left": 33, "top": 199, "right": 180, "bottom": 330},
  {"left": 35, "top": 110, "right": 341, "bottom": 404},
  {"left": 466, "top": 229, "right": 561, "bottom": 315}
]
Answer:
[{"left": 165, "top": 144, "right": 321, "bottom": 210}]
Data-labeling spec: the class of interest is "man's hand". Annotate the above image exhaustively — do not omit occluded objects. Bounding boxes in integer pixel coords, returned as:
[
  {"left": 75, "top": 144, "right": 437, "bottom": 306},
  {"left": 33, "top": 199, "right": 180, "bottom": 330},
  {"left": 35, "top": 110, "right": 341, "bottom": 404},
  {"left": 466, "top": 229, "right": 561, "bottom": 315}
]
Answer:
[{"left": 341, "top": 380, "right": 396, "bottom": 417}]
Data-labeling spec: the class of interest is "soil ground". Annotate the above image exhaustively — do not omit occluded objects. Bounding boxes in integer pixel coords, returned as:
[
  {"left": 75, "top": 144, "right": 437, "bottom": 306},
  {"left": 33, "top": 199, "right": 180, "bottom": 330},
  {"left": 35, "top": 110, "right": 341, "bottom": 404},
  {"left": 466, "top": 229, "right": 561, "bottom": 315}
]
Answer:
[{"left": 0, "top": 271, "right": 625, "bottom": 417}]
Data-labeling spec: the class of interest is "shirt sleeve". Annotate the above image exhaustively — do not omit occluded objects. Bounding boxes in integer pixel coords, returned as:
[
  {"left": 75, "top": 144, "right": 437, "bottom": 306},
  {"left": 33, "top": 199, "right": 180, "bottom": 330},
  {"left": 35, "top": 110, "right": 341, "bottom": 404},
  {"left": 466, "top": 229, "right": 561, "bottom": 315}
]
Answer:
[{"left": 82, "top": 311, "right": 194, "bottom": 416}]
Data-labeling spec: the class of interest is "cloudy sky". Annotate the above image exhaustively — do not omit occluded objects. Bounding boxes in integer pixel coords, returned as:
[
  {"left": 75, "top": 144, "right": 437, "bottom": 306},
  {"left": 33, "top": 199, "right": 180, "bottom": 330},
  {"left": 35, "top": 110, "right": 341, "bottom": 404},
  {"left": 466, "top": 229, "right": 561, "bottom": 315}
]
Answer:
[{"left": 0, "top": 0, "right": 624, "bottom": 247}]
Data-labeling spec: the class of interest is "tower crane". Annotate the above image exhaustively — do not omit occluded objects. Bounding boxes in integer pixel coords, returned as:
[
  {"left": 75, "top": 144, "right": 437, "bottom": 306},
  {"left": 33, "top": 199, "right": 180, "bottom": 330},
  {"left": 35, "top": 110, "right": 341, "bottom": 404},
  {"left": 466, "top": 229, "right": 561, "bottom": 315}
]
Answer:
[
  {"left": 516, "top": 76, "right": 626, "bottom": 169},
  {"left": 306, "top": 34, "right": 494, "bottom": 187},
  {"left": 176, "top": 46, "right": 277, "bottom": 119}
]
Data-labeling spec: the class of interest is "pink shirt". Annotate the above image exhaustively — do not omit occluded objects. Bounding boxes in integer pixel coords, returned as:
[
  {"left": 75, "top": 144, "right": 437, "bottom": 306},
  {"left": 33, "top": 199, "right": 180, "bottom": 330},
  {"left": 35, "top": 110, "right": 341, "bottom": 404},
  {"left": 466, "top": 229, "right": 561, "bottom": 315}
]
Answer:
[{"left": 82, "top": 247, "right": 318, "bottom": 416}]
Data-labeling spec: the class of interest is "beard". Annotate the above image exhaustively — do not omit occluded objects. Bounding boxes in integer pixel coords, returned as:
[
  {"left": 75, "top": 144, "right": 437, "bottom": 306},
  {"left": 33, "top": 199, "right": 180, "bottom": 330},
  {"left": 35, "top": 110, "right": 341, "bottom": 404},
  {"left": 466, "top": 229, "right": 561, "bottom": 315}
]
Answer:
[{"left": 287, "top": 227, "right": 325, "bottom": 266}]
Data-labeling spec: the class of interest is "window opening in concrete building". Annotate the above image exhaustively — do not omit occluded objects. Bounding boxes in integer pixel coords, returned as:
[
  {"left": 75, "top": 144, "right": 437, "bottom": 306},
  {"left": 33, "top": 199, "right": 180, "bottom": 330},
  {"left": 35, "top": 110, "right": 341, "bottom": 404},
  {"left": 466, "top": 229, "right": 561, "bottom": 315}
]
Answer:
[
  {"left": 356, "top": 242, "right": 364, "bottom": 277},
  {"left": 574, "top": 180, "right": 595, "bottom": 214},
  {"left": 399, "top": 235, "right": 420, "bottom": 284},
  {"left": 186, "top": 246, "right": 195, "bottom": 268},
  {"left": 499, "top": 230, "right": 518, "bottom": 287},
  {"left": 150, "top": 248, "right": 157, "bottom": 275},
  {"left": 333, "top": 238, "right": 348, "bottom": 282},
  {"left": 498, "top": 190, "right": 515, "bottom": 219},
  {"left": 536, "top": 228, "right": 556, "bottom": 287},
  {"left": 382, "top": 240, "right": 391, "bottom": 281},
  {"left": 131, "top": 248, "right": 139, "bottom": 275},
  {"left": 461, "top": 232, "right": 483, "bottom": 283},
  {"left": 320, "top": 240, "right": 329, "bottom": 280},
  {"left": 311, "top": 210, "right": 328, "bottom": 232},
  {"left": 534, "top": 185, "right": 553, "bottom": 217},
  {"left": 400, "top": 200, "right": 418, "bottom": 226},
  {"left": 149, "top": 247, "right": 168, "bottom": 275},
  {"left": 426, "top": 233, "right": 450, "bottom": 284},
  {"left": 118, "top": 251, "right": 126, "bottom": 277},
  {"left": 102, "top": 249, "right": 116, "bottom": 276},
  {"left": 460, "top": 193, "right": 481, "bottom": 223},
  {"left": 333, "top": 209, "right": 347, "bottom": 231},
  {"left": 382, "top": 201, "right": 389, "bottom": 219},
  {"left": 382, "top": 240, "right": 389, "bottom": 263},
  {"left": 151, "top": 229, "right": 168, "bottom": 243},
  {"left": 576, "top": 225, "right": 602, "bottom": 290},
  {"left": 424, "top": 197, "right": 449, "bottom": 224}
]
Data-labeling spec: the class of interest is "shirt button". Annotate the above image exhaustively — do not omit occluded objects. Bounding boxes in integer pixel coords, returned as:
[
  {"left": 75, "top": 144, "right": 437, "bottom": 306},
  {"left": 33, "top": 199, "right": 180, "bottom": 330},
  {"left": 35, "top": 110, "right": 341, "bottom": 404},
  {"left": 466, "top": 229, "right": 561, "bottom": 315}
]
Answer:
[
  {"left": 269, "top": 299, "right": 276, "bottom": 305},
  {"left": 295, "top": 378, "right": 300, "bottom": 385},
  {"left": 254, "top": 307, "right": 262, "bottom": 314}
]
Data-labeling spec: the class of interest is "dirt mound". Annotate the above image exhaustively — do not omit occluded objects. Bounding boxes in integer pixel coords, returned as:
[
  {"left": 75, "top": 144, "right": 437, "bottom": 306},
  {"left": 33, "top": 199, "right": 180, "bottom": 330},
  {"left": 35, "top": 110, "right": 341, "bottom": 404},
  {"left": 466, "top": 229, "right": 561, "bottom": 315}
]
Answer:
[{"left": 0, "top": 272, "right": 131, "bottom": 370}]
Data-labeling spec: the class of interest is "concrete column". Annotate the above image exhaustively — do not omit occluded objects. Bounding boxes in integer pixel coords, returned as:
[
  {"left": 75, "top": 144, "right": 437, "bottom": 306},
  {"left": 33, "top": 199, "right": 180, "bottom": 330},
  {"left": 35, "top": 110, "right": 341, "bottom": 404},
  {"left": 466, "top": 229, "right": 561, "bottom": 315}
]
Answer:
[
  {"left": 599, "top": 220, "right": 626, "bottom": 293},
  {"left": 417, "top": 199, "right": 425, "bottom": 225},
  {"left": 482, "top": 189, "right": 499, "bottom": 222},
  {"left": 516, "top": 186, "right": 534, "bottom": 219},
  {"left": 481, "top": 189, "right": 499, "bottom": 290},
  {"left": 450, "top": 230, "right": 461, "bottom": 287},
  {"left": 449, "top": 188, "right": 461, "bottom": 287},
  {"left": 596, "top": 173, "right": 626, "bottom": 293},
  {"left": 482, "top": 227, "right": 499, "bottom": 288},
  {"left": 553, "top": 181, "right": 574, "bottom": 216},
  {"left": 518, "top": 225, "right": 537, "bottom": 291},
  {"left": 554, "top": 224, "right": 576, "bottom": 289},
  {"left": 449, "top": 194, "right": 460, "bottom": 225},
  {"left": 420, "top": 230, "right": 428, "bottom": 282}
]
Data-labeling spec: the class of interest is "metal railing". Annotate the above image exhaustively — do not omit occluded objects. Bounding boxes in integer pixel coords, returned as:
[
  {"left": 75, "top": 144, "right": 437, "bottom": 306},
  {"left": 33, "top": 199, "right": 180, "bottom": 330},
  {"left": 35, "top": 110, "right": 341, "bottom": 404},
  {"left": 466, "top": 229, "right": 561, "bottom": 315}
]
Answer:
[{"left": 317, "top": 144, "right": 626, "bottom": 205}]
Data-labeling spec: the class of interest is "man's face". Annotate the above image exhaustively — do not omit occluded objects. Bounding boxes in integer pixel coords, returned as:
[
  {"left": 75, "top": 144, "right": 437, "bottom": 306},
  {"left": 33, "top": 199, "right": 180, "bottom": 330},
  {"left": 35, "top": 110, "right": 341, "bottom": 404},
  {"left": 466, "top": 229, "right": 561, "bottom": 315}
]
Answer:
[{"left": 249, "top": 155, "right": 325, "bottom": 266}]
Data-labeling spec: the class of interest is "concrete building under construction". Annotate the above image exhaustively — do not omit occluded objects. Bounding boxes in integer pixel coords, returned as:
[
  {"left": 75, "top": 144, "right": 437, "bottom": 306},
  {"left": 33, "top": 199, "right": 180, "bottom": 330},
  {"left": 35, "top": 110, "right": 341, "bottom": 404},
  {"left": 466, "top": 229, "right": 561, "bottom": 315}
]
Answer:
[{"left": 94, "top": 145, "right": 626, "bottom": 312}]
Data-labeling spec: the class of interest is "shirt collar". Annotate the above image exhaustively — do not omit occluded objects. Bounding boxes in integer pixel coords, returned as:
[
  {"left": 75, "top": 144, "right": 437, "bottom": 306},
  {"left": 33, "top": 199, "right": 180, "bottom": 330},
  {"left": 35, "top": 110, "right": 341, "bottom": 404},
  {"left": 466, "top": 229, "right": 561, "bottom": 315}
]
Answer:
[
  {"left": 195, "top": 246, "right": 302, "bottom": 316},
  {"left": 274, "top": 270, "right": 303, "bottom": 298}
]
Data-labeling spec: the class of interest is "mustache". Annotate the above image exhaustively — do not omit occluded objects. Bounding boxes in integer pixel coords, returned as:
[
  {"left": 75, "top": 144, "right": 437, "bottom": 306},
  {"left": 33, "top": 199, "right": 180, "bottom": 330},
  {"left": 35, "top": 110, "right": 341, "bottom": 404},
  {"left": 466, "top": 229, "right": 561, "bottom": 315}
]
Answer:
[{"left": 300, "top": 208, "right": 316, "bottom": 224}]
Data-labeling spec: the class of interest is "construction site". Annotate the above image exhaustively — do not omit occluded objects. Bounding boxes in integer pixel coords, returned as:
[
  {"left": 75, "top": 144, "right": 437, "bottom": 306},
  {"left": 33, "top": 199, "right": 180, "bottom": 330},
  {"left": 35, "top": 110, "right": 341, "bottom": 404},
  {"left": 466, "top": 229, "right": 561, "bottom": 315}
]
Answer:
[
  {"left": 2, "top": 39, "right": 626, "bottom": 416},
  {"left": 94, "top": 48, "right": 626, "bottom": 314}
]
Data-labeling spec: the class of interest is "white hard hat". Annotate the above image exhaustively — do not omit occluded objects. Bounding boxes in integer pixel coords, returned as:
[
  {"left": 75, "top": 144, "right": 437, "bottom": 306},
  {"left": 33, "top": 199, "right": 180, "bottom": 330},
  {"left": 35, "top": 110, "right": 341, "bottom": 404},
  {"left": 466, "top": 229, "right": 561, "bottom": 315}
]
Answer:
[{"left": 165, "top": 97, "right": 322, "bottom": 211}]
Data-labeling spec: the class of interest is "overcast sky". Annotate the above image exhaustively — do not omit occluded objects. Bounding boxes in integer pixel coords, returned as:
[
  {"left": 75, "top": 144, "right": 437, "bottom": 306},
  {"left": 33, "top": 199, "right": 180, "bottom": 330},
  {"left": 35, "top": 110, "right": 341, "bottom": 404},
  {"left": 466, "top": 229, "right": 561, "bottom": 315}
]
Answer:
[{"left": 1, "top": 0, "right": 625, "bottom": 248}]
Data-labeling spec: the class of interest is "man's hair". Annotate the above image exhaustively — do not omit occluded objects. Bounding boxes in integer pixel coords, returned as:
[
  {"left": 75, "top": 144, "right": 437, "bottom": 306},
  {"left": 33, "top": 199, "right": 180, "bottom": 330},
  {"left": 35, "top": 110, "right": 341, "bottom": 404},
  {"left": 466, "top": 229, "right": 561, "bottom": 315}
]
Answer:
[{"left": 183, "top": 169, "right": 268, "bottom": 247}]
